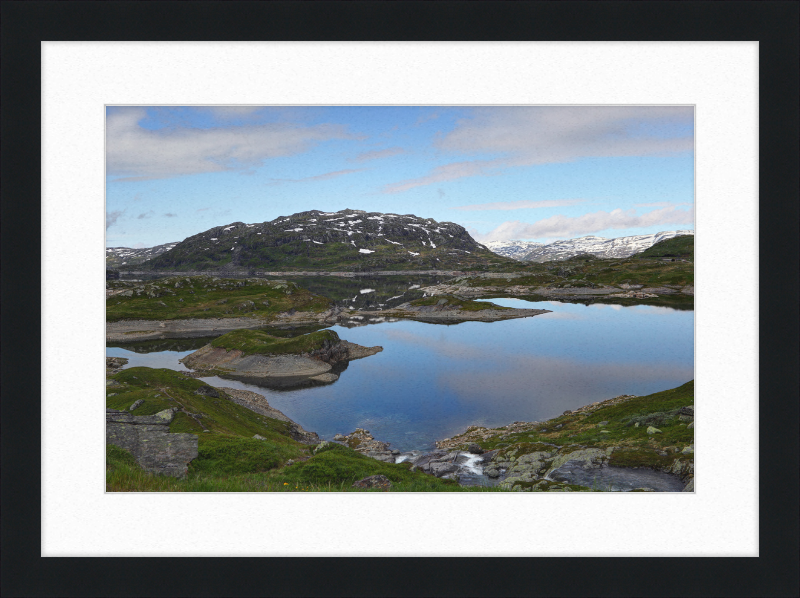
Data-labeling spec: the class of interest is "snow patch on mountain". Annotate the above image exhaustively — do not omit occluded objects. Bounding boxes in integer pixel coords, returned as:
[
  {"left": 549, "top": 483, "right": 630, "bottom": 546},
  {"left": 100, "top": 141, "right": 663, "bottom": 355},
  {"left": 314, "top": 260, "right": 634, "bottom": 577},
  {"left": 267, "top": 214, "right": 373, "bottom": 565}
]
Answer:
[{"left": 485, "top": 231, "right": 694, "bottom": 262}]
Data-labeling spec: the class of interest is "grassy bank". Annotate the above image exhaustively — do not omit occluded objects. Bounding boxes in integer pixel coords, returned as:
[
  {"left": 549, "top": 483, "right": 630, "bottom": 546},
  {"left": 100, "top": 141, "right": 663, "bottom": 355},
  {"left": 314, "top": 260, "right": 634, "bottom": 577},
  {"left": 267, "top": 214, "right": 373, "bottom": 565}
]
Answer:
[
  {"left": 106, "top": 366, "right": 503, "bottom": 492},
  {"left": 106, "top": 276, "right": 331, "bottom": 322},
  {"left": 441, "top": 381, "right": 694, "bottom": 484}
]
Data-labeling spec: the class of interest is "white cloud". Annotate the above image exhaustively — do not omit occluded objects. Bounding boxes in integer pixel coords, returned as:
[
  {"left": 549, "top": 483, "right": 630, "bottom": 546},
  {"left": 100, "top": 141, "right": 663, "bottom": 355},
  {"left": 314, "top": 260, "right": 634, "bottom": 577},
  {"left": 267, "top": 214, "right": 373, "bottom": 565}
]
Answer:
[
  {"left": 267, "top": 168, "right": 363, "bottom": 186},
  {"left": 383, "top": 159, "right": 496, "bottom": 193},
  {"left": 351, "top": 147, "right": 404, "bottom": 162},
  {"left": 451, "top": 199, "right": 587, "bottom": 211},
  {"left": 473, "top": 206, "right": 694, "bottom": 242},
  {"left": 107, "top": 108, "right": 354, "bottom": 181},
  {"left": 385, "top": 106, "right": 693, "bottom": 193}
]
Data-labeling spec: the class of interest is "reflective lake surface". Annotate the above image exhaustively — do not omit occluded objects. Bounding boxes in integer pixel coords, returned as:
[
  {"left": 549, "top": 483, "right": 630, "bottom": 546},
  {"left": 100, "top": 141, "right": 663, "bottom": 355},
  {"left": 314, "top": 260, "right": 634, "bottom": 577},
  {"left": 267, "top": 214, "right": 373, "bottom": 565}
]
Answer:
[{"left": 107, "top": 297, "right": 694, "bottom": 452}]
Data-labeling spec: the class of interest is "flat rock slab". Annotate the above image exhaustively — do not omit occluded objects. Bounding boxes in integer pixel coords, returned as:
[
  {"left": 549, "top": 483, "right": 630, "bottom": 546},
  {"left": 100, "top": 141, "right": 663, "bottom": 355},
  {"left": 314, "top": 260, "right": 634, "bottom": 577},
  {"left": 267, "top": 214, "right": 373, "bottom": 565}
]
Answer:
[
  {"left": 106, "top": 408, "right": 198, "bottom": 478},
  {"left": 182, "top": 345, "right": 333, "bottom": 378},
  {"left": 383, "top": 306, "right": 550, "bottom": 322},
  {"left": 180, "top": 341, "right": 381, "bottom": 389}
]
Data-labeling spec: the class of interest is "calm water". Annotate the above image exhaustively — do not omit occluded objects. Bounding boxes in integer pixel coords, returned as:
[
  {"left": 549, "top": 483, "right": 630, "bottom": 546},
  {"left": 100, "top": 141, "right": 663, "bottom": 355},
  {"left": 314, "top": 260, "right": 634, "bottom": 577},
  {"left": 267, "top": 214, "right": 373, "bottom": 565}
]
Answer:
[{"left": 107, "top": 297, "right": 693, "bottom": 452}]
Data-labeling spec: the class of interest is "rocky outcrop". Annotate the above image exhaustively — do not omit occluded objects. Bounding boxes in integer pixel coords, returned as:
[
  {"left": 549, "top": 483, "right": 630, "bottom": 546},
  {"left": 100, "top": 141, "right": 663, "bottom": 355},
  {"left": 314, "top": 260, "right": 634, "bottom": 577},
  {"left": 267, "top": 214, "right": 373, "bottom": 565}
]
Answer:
[
  {"left": 332, "top": 428, "right": 397, "bottom": 462},
  {"left": 106, "top": 356, "right": 129, "bottom": 375},
  {"left": 179, "top": 341, "right": 382, "bottom": 388},
  {"left": 106, "top": 408, "right": 198, "bottom": 478},
  {"left": 382, "top": 302, "right": 550, "bottom": 323}
]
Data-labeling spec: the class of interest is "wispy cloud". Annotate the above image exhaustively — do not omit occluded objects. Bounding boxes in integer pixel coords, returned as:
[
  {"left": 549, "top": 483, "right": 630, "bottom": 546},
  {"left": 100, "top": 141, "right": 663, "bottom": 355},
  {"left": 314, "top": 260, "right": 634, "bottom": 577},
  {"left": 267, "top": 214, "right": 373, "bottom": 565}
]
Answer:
[
  {"left": 137, "top": 211, "right": 154, "bottom": 220},
  {"left": 383, "top": 160, "right": 497, "bottom": 194},
  {"left": 107, "top": 107, "right": 354, "bottom": 181},
  {"left": 473, "top": 206, "right": 694, "bottom": 242},
  {"left": 385, "top": 106, "right": 693, "bottom": 193},
  {"left": 451, "top": 199, "right": 587, "bottom": 211},
  {"left": 163, "top": 213, "right": 177, "bottom": 218},
  {"left": 196, "top": 207, "right": 210, "bottom": 213},
  {"left": 351, "top": 147, "right": 404, "bottom": 163},
  {"left": 267, "top": 168, "right": 363, "bottom": 186},
  {"left": 106, "top": 210, "right": 123, "bottom": 229}
]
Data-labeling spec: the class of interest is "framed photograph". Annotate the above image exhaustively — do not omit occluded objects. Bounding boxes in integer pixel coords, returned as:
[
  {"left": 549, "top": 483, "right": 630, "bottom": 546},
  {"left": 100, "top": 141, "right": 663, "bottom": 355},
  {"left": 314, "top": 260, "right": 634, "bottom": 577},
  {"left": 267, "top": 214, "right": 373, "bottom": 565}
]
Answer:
[{"left": 3, "top": 2, "right": 797, "bottom": 596}]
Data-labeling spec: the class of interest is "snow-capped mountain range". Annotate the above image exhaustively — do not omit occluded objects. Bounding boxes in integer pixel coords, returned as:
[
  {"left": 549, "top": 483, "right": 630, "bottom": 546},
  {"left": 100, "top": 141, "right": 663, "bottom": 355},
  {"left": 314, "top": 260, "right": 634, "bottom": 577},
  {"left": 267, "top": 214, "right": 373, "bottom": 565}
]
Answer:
[
  {"left": 485, "top": 230, "right": 694, "bottom": 262},
  {"left": 105, "top": 242, "right": 180, "bottom": 267}
]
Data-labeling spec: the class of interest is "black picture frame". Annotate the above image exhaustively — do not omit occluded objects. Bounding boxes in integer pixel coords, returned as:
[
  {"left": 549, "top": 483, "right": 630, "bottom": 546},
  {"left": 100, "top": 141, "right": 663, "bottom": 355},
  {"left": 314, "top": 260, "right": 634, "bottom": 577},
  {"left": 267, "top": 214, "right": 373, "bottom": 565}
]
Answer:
[{"left": 2, "top": 2, "right": 798, "bottom": 596}]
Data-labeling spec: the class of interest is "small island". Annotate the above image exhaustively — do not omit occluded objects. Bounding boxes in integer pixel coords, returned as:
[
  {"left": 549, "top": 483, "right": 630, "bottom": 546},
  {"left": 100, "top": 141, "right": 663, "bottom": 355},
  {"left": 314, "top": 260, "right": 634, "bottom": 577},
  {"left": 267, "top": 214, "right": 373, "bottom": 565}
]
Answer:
[{"left": 179, "top": 329, "right": 382, "bottom": 388}]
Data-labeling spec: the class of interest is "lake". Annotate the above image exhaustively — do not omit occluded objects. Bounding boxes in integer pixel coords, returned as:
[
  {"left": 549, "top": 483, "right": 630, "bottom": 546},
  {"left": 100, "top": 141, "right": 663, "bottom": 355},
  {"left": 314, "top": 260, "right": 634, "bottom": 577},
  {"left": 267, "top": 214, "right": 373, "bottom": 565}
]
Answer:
[{"left": 107, "top": 295, "right": 694, "bottom": 453}]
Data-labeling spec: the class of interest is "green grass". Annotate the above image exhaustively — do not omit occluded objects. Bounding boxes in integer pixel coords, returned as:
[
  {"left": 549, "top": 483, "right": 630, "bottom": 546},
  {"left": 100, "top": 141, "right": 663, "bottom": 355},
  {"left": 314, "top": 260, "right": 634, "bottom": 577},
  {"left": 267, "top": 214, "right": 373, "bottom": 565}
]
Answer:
[
  {"left": 209, "top": 329, "right": 340, "bottom": 356},
  {"left": 107, "top": 365, "right": 512, "bottom": 492},
  {"left": 455, "top": 381, "right": 694, "bottom": 472},
  {"left": 106, "top": 276, "right": 331, "bottom": 322},
  {"left": 107, "top": 432, "right": 507, "bottom": 492},
  {"left": 407, "top": 295, "right": 510, "bottom": 311},
  {"left": 107, "top": 367, "right": 304, "bottom": 443},
  {"left": 458, "top": 251, "right": 694, "bottom": 293},
  {"left": 637, "top": 235, "right": 694, "bottom": 258}
]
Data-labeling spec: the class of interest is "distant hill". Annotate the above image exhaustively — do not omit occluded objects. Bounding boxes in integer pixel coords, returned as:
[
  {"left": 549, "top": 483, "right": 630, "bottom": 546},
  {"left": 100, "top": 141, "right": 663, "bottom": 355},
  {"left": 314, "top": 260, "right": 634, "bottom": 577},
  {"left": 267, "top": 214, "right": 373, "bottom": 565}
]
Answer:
[
  {"left": 636, "top": 234, "right": 694, "bottom": 258},
  {"left": 106, "top": 242, "right": 179, "bottom": 268},
  {"left": 482, "top": 240, "right": 544, "bottom": 260},
  {"left": 483, "top": 230, "right": 694, "bottom": 262},
  {"left": 134, "top": 209, "right": 517, "bottom": 273}
]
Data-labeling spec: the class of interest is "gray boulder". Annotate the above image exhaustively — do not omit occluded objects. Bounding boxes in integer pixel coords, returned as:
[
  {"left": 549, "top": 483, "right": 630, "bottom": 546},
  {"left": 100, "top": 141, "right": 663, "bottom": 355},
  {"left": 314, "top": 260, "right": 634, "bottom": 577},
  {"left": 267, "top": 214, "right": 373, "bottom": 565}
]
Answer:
[
  {"left": 467, "top": 443, "right": 484, "bottom": 454},
  {"left": 106, "top": 408, "right": 197, "bottom": 478},
  {"left": 429, "top": 462, "right": 458, "bottom": 477}
]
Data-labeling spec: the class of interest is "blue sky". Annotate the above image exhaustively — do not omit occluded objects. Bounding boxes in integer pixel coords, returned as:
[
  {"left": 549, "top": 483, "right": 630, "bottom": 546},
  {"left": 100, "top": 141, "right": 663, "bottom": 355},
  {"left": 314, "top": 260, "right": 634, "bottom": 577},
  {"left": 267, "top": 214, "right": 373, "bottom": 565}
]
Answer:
[{"left": 106, "top": 106, "right": 694, "bottom": 248}]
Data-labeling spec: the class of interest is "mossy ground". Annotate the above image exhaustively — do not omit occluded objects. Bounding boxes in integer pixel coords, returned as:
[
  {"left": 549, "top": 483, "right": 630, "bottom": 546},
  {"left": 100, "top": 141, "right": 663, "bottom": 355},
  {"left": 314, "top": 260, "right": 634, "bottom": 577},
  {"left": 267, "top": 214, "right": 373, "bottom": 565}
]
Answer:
[
  {"left": 106, "top": 276, "right": 331, "bottom": 322},
  {"left": 637, "top": 235, "right": 694, "bottom": 259},
  {"left": 460, "top": 246, "right": 694, "bottom": 294},
  {"left": 106, "top": 366, "right": 508, "bottom": 492},
  {"left": 208, "top": 328, "right": 340, "bottom": 356}
]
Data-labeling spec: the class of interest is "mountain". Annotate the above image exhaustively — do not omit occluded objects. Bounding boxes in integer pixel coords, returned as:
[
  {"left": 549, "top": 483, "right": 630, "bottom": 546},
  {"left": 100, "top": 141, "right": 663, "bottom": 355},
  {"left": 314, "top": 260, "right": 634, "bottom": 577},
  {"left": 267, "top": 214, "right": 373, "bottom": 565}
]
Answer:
[
  {"left": 484, "top": 230, "right": 694, "bottom": 262},
  {"left": 136, "top": 209, "right": 517, "bottom": 272},
  {"left": 106, "top": 242, "right": 179, "bottom": 268},
  {"left": 637, "top": 235, "right": 694, "bottom": 259},
  {"left": 482, "top": 240, "right": 544, "bottom": 260}
]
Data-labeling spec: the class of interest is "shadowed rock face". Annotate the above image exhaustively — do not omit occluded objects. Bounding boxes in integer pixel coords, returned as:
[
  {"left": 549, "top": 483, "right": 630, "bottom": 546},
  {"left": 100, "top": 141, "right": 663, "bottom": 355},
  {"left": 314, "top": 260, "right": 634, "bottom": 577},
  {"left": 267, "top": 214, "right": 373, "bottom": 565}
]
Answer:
[{"left": 106, "top": 408, "right": 198, "bottom": 478}]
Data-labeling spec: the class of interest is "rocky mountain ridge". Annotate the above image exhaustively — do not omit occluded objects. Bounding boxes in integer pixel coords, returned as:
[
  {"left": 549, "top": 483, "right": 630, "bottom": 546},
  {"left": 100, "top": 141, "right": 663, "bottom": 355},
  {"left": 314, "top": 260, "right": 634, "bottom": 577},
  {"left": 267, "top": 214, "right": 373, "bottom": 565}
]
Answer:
[
  {"left": 485, "top": 230, "right": 694, "bottom": 262},
  {"left": 106, "top": 242, "right": 179, "bottom": 267},
  {"left": 127, "top": 209, "right": 514, "bottom": 272}
]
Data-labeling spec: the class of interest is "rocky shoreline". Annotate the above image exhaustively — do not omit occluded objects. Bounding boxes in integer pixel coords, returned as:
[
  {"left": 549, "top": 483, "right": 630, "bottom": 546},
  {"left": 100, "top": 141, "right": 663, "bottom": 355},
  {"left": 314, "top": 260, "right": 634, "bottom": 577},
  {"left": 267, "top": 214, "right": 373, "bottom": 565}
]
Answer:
[
  {"left": 323, "top": 386, "right": 695, "bottom": 492},
  {"left": 418, "top": 279, "right": 695, "bottom": 301},
  {"left": 106, "top": 302, "right": 551, "bottom": 342}
]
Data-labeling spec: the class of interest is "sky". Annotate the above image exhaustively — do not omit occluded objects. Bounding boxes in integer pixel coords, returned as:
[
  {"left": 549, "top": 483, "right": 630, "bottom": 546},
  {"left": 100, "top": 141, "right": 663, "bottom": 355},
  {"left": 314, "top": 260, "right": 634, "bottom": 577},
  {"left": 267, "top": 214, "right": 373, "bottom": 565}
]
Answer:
[{"left": 106, "top": 106, "right": 694, "bottom": 248}]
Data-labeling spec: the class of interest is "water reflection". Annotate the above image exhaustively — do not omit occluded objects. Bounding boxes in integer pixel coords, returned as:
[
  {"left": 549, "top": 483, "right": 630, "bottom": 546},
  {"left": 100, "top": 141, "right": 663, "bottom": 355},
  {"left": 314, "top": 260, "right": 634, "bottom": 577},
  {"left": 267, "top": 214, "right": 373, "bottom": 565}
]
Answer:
[{"left": 106, "top": 299, "right": 693, "bottom": 452}]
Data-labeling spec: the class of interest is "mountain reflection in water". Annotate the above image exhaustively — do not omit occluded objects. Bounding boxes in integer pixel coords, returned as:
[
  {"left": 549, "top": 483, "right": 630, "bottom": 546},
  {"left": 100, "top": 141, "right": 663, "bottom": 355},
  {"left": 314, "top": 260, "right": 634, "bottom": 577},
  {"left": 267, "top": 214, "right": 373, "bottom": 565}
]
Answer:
[{"left": 106, "top": 298, "right": 693, "bottom": 452}]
